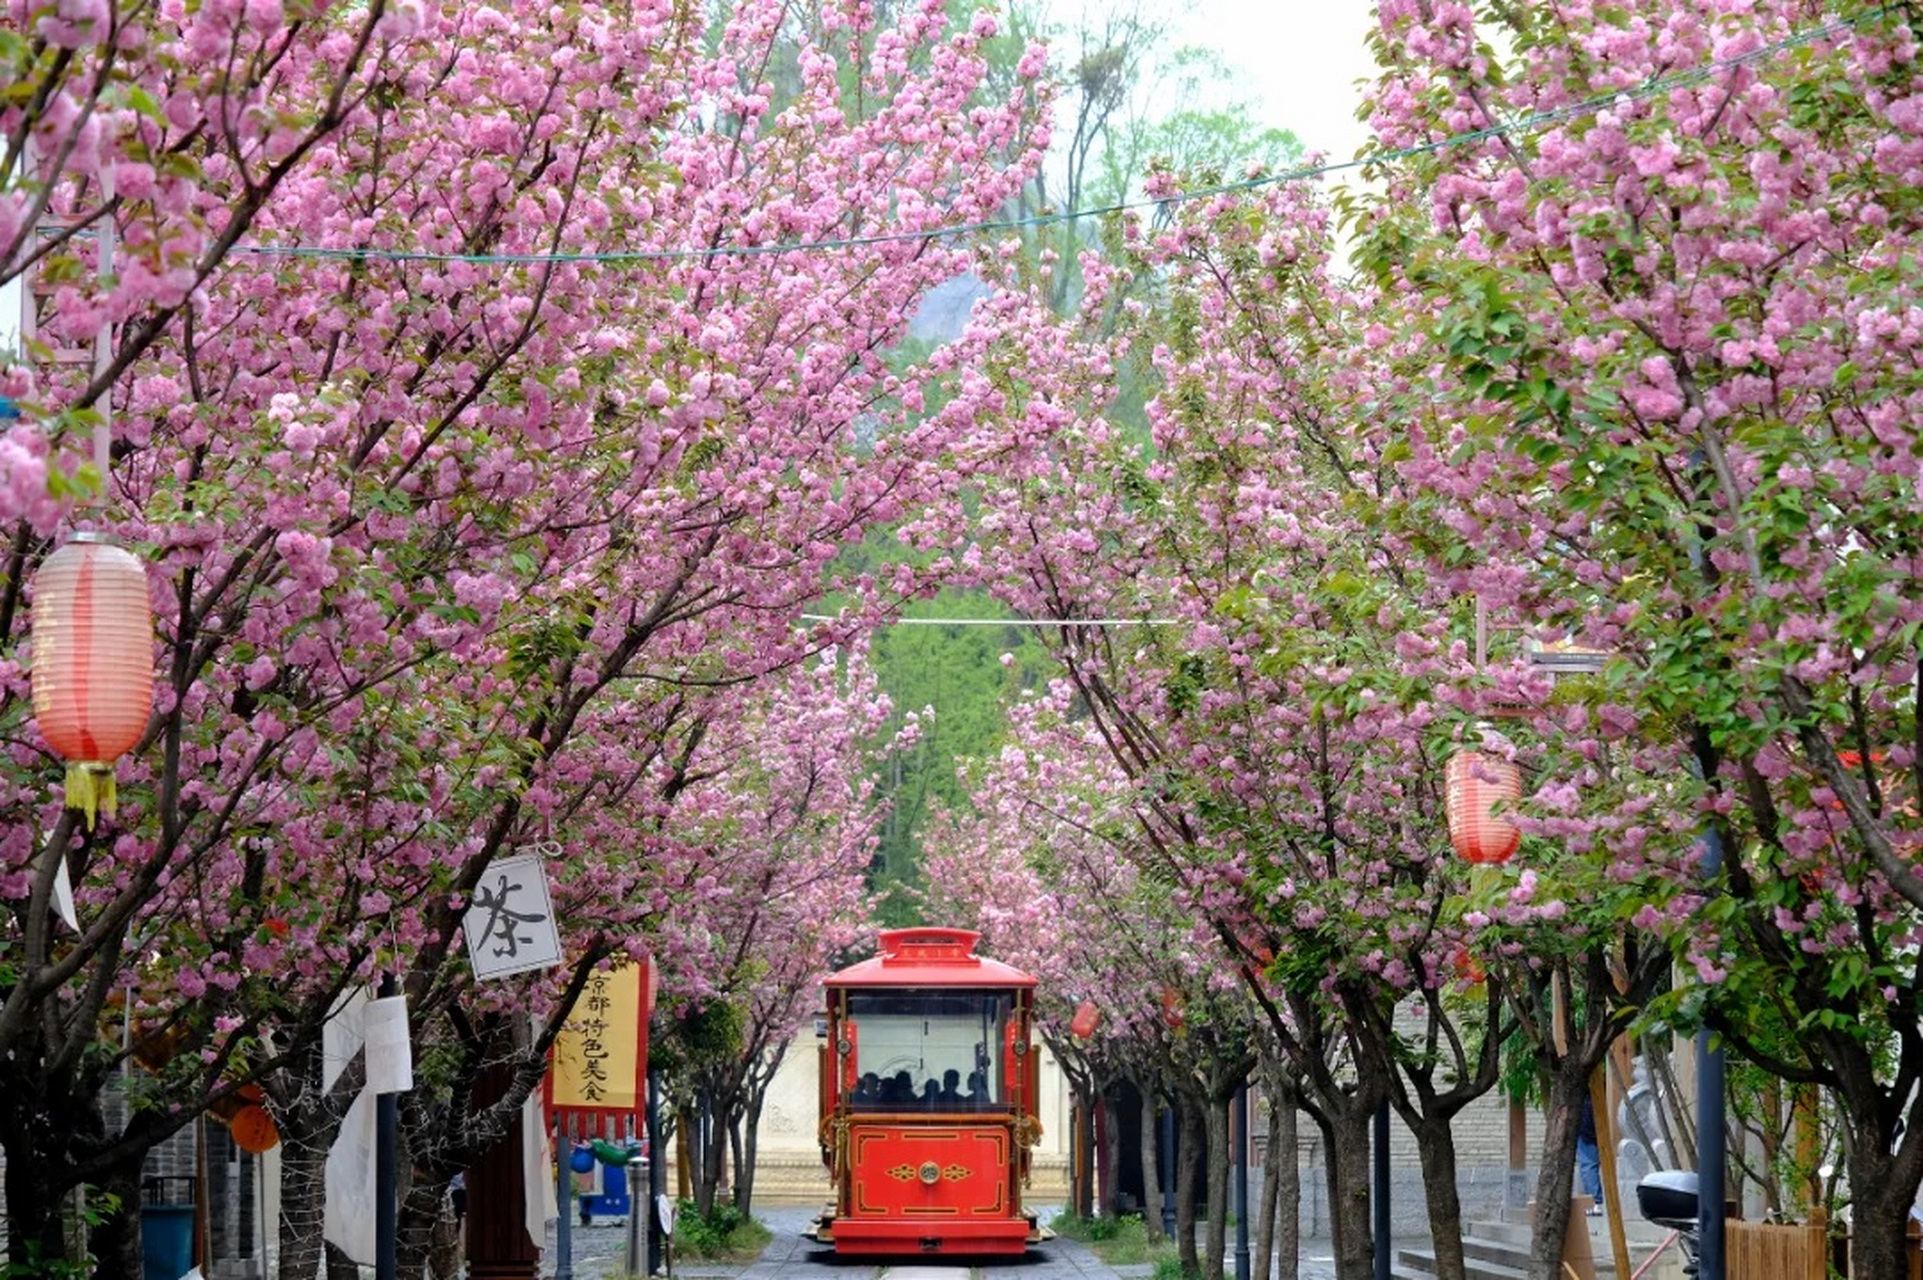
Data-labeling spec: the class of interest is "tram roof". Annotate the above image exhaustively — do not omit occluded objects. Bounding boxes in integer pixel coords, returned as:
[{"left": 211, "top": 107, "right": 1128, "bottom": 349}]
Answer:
[{"left": 824, "top": 927, "right": 1038, "bottom": 989}]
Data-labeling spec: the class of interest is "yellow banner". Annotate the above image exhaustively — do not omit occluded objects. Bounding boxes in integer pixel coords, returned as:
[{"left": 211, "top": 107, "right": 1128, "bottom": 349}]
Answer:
[{"left": 551, "top": 962, "right": 642, "bottom": 1110}]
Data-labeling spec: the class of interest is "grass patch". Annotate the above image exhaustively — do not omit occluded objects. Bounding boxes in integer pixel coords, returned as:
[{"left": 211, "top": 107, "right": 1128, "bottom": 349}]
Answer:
[
  {"left": 1049, "top": 1212, "right": 1179, "bottom": 1268},
  {"left": 671, "top": 1201, "right": 773, "bottom": 1261},
  {"left": 1150, "top": 1256, "right": 1189, "bottom": 1280}
]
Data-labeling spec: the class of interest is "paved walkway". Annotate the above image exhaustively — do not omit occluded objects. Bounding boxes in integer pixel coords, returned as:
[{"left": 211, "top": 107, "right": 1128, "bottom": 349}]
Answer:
[
  {"left": 543, "top": 1205, "right": 1143, "bottom": 1279},
  {"left": 541, "top": 1205, "right": 1361, "bottom": 1279}
]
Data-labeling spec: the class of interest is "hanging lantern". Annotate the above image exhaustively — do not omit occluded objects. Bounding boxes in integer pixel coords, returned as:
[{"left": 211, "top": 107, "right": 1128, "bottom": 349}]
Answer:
[
  {"left": 1070, "top": 1000, "right": 1101, "bottom": 1039},
  {"left": 228, "top": 1104, "right": 280, "bottom": 1154},
  {"left": 1451, "top": 946, "right": 1486, "bottom": 987},
  {"left": 30, "top": 533, "right": 154, "bottom": 829},
  {"left": 1445, "top": 749, "right": 1522, "bottom": 865}
]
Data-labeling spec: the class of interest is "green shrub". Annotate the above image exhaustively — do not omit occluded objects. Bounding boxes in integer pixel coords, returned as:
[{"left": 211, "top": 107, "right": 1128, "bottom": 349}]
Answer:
[
  {"left": 1053, "top": 1213, "right": 1169, "bottom": 1267},
  {"left": 671, "top": 1200, "right": 771, "bottom": 1260}
]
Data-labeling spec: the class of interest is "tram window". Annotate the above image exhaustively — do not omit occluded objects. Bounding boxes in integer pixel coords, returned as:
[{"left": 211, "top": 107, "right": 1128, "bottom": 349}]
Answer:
[{"left": 845, "top": 991, "right": 1011, "bottom": 1110}]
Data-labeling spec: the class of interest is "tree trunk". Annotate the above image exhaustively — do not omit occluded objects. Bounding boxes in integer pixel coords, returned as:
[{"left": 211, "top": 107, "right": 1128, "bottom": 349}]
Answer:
[
  {"left": 1842, "top": 1136, "right": 1921, "bottom": 1280},
  {"left": 396, "top": 1178, "right": 446, "bottom": 1280},
  {"left": 3, "top": 1108, "right": 74, "bottom": 1267},
  {"left": 1074, "top": 1092, "right": 1097, "bottom": 1218},
  {"left": 91, "top": 1162, "right": 146, "bottom": 1280},
  {"left": 1204, "top": 1091, "right": 1232, "bottom": 1280},
  {"left": 1261, "top": 1092, "right": 1297, "bottom": 1280},
  {"left": 1527, "top": 1066, "right": 1588, "bottom": 1280},
  {"left": 736, "top": 1091, "right": 765, "bottom": 1214},
  {"left": 675, "top": 1103, "right": 694, "bottom": 1201},
  {"left": 1099, "top": 1085, "right": 1122, "bottom": 1217},
  {"left": 1140, "top": 1088, "right": 1165, "bottom": 1240},
  {"left": 1321, "top": 1102, "right": 1375, "bottom": 1280},
  {"left": 277, "top": 1113, "right": 332, "bottom": 1280},
  {"left": 1409, "top": 1113, "right": 1469, "bottom": 1280},
  {"left": 696, "top": 1095, "right": 725, "bottom": 1219},
  {"left": 1176, "top": 1094, "right": 1205, "bottom": 1276},
  {"left": 425, "top": 1183, "right": 463, "bottom": 1280}
]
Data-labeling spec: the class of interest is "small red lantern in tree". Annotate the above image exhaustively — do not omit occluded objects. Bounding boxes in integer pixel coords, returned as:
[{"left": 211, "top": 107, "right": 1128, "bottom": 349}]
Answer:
[
  {"left": 1160, "top": 987, "right": 1185, "bottom": 1031},
  {"left": 1070, "top": 1000, "right": 1101, "bottom": 1039},
  {"left": 1445, "top": 748, "right": 1522, "bottom": 865},
  {"left": 31, "top": 533, "right": 155, "bottom": 829},
  {"left": 1451, "top": 946, "right": 1486, "bottom": 987}
]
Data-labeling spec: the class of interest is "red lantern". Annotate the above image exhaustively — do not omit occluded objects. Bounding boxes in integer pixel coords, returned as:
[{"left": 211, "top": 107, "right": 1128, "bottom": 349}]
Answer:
[
  {"left": 1070, "top": 1000, "right": 1101, "bottom": 1039},
  {"left": 229, "top": 1104, "right": 280, "bottom": 1154},
  {"left": 1445, "top": 749, "right": 1522, "bottom": 865},
  {"left": 1160, "top": 987, "right": 1184, "bottom": 1030},
  {"left": 30, "top": 534, "right": 154, "bottom": 828}
]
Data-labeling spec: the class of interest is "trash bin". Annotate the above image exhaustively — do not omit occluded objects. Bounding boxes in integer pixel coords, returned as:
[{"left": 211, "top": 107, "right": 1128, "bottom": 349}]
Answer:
[{"left": 141, "top": 1177, "right": 195, "bottom": 1280}]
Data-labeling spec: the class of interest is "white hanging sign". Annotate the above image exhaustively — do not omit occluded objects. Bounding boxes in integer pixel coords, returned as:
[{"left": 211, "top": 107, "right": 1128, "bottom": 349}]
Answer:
[
  {"left": 462, "top": 853, "right": 563, "bottom": 981},
  {"left": 363, "top": 995, "right": 414, "bottom": 1095}
]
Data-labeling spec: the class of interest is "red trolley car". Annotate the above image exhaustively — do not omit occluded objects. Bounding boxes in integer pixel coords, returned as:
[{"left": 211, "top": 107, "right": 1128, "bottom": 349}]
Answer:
[{"left": 807, "top": 927, "right": 1046, "bottom": 1256}]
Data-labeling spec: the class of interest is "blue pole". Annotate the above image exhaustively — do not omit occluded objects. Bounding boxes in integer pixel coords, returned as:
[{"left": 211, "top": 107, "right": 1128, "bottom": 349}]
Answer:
[
  {"left": 1234, "top": 1083, "right": 1251, "bottom": 1280},
  {"left": 555, "top": 1112, "right": 574, "bottom": 1280},
  {"left": 1373, "top": 1100, "right": 1391, "bottom": 1280},
  {"left": 1696, "top": 828, "right": 1726, "bottom": 1280},
  {"left": 649, "top": 1067, "right": 666, "bottom": 1276},
  {"left": 375, "top": 975, "right": 397, "bottom": 1280}
]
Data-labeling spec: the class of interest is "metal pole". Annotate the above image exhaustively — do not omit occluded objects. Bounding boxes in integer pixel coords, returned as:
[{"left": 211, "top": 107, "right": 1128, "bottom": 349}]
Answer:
[
  {"left": 1234, "top": 1082, "right": 1251, "bottom": 1280},
  {"left": 375, "top": 973, "right": 398, "bottom": 1280},
  {"left": 1372, "top": 1099, "right": 1391, "bottom": 1280},
  {"left": 1696, "top": 828, "right": 1726, "bottom": 1280},
  {"left": 555, "top": 1112, "right": 574, "bottom": 1280},
  {"left": 648, "top": 1067, "right": 666, "bottom": 1276},
  {"left": 627, "top": 1157, "right": 651, "bottom": 1277}
]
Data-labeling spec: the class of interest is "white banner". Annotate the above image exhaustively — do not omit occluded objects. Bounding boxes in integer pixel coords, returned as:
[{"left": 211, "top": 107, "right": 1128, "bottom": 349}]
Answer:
[{"left": 363, "top": 995, "right": 414, "bottom": 1095}]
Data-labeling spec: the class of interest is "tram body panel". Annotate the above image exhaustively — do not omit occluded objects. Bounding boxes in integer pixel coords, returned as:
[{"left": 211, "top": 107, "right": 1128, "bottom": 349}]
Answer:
[{"left": 809, "top": 928, "right": 1043, "bottom": 1256}]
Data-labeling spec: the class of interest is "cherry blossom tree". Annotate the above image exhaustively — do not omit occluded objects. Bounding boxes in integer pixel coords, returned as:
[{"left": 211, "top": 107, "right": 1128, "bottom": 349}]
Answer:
[
  {"left": 1353, "top": 0, "right": 1923, "bottom": 1272},
  {"left": 923, "top": 690, "right": 1264, "bottom": 1280},
  {"left": 1, "top": 0, "right": 405, "bottom": 521},
  {"left": 643, "top": 649, "right": 892, "bottom": 1220},
  {"left": 0, "top": 0, "right": 1050, "bottom": 1268}
]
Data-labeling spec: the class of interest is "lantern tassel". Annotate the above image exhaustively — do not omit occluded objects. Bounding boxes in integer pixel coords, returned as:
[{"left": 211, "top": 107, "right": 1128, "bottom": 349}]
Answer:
[{"left": 64, "top": 762, "right": 118, "bottom": 831}]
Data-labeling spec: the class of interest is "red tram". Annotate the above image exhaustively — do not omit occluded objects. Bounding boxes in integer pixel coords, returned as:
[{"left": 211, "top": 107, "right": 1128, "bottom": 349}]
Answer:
[{"left": 806, "top": 927, "right": 1046, "bottom": 1256}]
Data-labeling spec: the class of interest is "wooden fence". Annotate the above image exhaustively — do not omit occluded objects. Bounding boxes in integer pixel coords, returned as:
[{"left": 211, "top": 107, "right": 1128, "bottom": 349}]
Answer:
[
  {"left": 1727, "top": 1214, "right": 1826, "bottom": 1280},
  {"left": 1725, "top": 1212, "right": 1923, "bottom": 1280}
]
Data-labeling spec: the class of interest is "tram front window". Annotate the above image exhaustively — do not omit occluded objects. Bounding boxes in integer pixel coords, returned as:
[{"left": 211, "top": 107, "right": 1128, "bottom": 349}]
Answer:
[{"left": 846, "top": 991, "right": 1011, "bottom": 1111}]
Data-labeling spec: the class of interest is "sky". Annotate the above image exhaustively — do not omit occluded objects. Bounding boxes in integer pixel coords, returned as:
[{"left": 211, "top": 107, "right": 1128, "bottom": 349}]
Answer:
[
  {"left": 1166, "top": 0, "right": 1381, "bottom": 165},
  {"left": 1036, "top": 0, "right": 1383, "bottom": 169}
]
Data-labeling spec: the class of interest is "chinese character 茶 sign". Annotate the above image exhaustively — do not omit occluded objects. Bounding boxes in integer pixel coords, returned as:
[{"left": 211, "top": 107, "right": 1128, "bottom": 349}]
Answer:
[{"left": 462, "top": 853, "right": 562, "bottom": 981}]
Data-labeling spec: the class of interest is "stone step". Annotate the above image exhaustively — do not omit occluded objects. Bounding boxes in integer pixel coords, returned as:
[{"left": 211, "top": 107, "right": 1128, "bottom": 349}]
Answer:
[
  {"left": 1464, "top": 1233, "right": 1534, "bottom": 1270},
  {"left": 1393, "top": 1246, "right": 1439, "bottom": 1275}
]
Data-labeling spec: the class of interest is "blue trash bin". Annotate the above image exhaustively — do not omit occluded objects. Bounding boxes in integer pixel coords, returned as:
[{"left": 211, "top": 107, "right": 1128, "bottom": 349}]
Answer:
[{"left": 141, "top": 1203, "right": 194, "bottom": 1280}]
